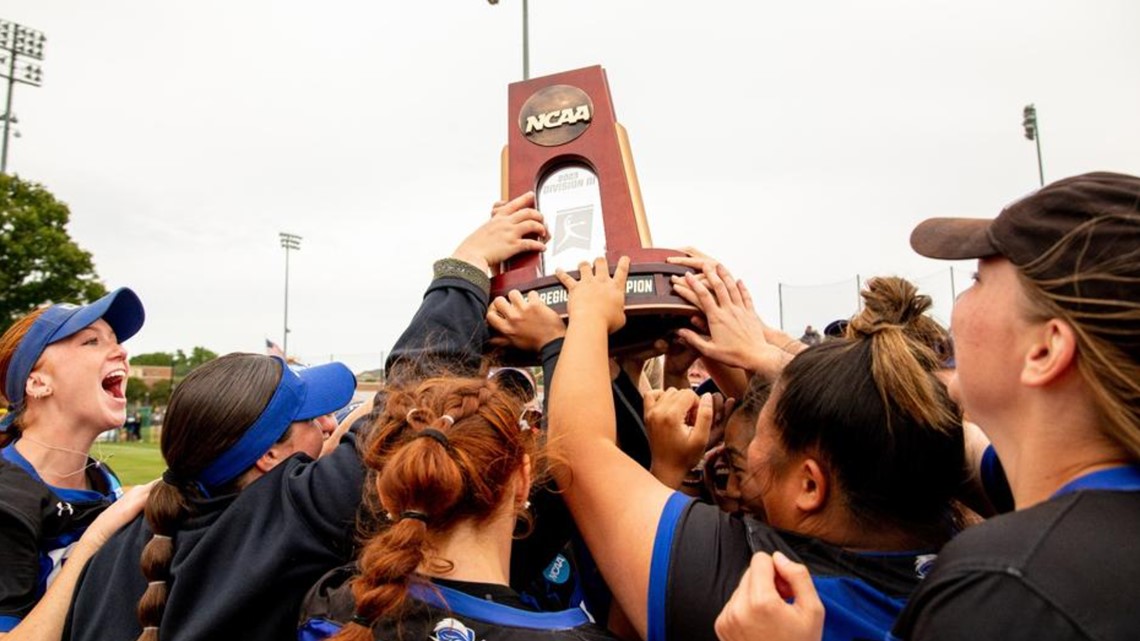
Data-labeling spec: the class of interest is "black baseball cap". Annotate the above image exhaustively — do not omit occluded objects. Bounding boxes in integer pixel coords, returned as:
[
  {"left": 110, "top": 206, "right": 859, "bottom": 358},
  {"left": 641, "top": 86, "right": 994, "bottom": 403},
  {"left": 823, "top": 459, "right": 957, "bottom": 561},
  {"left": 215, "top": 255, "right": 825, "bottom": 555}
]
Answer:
[
  {"left": 910, "top": 172, "right": 1140, "bottom": 266},
  {"left": 910, "top": 171, "right": 1140, "bottom": 359}
]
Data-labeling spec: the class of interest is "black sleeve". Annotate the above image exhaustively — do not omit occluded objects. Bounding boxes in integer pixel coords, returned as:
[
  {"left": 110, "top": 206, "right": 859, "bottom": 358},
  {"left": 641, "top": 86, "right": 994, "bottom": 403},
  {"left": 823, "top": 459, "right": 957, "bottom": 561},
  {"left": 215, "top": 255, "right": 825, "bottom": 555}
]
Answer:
[
  {"left": 385, "top": 276, "right": 490, "bottom": 384},
  {"left": 283, "top": 434, "right": 365, "bottom": 557},
  {"left": 612, "top": 369, "right": 651, "bottom": 470},
  {"left": 656, "top": 498, "right": 752, "bottom": 641},
  {"left": 892, "top": 571, "right": 1087, "bottom": 641},
  {"left": 538, "top": 337, "right": 564, "bottom": 419},
  {"left": 510, "top": 337, "right": 577, "bottom": 600},
  {"left": 0, "top": 508, "right": 40, "bottom": 627},
  {"left": 0, "top": 465, "right": 47, "bottom": 628}
]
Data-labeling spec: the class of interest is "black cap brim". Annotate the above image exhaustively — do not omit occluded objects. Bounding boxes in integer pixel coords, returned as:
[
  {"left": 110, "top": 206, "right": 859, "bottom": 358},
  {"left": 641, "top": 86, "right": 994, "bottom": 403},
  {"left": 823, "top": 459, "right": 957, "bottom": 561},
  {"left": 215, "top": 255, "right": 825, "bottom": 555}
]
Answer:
[{"left": 910, "top": 217, "right": 1000, "bottom": 260}]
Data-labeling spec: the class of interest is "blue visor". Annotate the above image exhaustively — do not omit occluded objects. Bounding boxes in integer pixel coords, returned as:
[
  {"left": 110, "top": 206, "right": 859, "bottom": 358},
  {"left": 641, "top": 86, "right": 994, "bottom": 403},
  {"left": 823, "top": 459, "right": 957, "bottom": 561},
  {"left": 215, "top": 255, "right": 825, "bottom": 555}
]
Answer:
[
  {"left": 2, "top": 288, "right": 145, "bottom": 432},
  {"left": 195, "top": 357, "right": 356, "bottom": 490}
]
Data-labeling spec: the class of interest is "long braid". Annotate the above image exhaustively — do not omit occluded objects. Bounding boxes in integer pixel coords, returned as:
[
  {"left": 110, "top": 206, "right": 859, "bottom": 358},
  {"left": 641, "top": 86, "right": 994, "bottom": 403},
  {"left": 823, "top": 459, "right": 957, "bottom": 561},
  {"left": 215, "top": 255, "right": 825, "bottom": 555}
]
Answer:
[
  {"left": 135, "top": 480, "right": 190, "bottom": 641},
  {"left": 331, "top": 376, "right": 537, "bottom": 641},
  {"left": 131, "top": 353, "right": 282, "bottom": 640}
]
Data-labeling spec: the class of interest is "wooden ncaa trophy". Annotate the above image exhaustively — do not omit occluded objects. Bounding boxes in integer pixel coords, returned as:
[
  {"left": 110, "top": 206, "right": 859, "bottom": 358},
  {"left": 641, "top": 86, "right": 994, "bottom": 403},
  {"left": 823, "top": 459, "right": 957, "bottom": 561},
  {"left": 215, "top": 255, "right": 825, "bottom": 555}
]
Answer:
[{"left": 490, "top": 65, "right": 697, "bottom": 358}]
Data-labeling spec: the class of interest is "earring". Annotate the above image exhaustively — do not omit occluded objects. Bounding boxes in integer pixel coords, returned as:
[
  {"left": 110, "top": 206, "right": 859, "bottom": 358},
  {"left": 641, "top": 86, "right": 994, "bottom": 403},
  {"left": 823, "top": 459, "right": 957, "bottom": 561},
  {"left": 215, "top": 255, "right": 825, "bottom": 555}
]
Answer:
[
  {"left": 523, "top": 500, "right": 531, "bottom": 510},
  {"left": 30, "top": 388, "right": 52, "bottom": 400}
]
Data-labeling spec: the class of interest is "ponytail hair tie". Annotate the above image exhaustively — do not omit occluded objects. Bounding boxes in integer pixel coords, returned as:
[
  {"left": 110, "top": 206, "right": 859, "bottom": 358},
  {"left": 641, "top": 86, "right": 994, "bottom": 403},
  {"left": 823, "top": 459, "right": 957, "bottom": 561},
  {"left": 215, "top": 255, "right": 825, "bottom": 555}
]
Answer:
[
  {"left": 415, "top": 428, "right": 451, "bottom": 449},
  {"left": 400, "top": 510, "right": 429, "bottom": 523},
  {"left": 148, "top": 580, "right": 166, "bottom": 587},
  {"left": 351, "top": 613, "right": 373, "bottom": 627},
  {"left": 406, "top": 408, "right": 419, "bottom": 423},
  {"left": 439, "top": 414, "right": 455, "bottom": 427},
  {"left": 152, "top": 534, "right": 172, "bottom": 541}
]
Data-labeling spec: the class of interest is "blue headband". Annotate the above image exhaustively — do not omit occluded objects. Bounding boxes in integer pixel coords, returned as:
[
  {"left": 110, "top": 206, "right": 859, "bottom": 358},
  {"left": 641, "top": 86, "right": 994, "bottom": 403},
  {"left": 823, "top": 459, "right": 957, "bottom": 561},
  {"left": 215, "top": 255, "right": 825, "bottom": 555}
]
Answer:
[
  {"left": 2, "top": 288, "right": 145, "bottom": 433},
  {"left": 195, "top": 357, "right": 356, "bottom": 490}
]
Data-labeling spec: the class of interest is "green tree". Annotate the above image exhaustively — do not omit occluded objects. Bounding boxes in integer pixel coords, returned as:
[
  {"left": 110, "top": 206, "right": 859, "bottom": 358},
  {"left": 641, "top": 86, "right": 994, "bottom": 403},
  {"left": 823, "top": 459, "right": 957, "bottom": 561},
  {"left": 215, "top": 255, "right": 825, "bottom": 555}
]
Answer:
[
  {"left": 130, "top": 352, "right": 175, "bottom": 366},
  {"left": 174, "top": 346, "right": 219, "bottom": 378},
  {"left": 0, "top": 174, "right": 106, "bottom": 333},
  {"left": 148, "top": 378, "right": 174, "bottom": 407},
  {"left": 125, "top": 376, "right": 149, "bottom": 406}
]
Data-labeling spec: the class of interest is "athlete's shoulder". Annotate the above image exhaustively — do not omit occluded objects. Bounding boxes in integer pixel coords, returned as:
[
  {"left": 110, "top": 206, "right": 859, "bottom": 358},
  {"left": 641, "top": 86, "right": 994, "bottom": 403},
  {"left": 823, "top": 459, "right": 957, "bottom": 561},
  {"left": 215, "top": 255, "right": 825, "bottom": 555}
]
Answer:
[{"left": 0, "top": 455, "right": 54, "bottom": 530}]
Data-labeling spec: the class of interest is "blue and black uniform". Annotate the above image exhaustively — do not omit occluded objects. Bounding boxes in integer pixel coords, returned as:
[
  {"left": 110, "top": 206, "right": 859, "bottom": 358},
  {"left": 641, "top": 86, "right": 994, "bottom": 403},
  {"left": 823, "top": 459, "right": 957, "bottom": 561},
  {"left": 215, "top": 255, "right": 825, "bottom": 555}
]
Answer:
[
  {"left": 63, "top": 262, "right": 495, "bottom": 641},
  {"left": 891, "top": 464, "right": 1140, "bottom": 641},
  {"left": 651, "top": 492, "right": 938, "bottom": 641},
  {"left": 299, "top": 564, "right": 619, "bottom": 641},
  {"left": 0, "top": 444, "right": 122, "bottom": 632},
  {"left": 64, "top": 435, "right": 363, "bottom": 641}
]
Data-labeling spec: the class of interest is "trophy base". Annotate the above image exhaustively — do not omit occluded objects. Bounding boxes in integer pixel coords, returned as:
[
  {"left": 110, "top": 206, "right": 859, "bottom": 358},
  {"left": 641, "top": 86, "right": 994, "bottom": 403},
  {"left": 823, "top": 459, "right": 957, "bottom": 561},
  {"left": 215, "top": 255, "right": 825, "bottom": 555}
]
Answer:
[{"left": 489, "top": 260, "right": 698, "bottom": 366}]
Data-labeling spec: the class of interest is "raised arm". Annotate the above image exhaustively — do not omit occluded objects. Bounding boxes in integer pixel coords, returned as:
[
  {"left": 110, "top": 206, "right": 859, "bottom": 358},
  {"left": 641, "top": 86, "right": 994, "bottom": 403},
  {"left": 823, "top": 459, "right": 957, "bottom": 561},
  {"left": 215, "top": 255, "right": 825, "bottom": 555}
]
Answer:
[
  {"left": 387, "top": 192, "right": 548, "bottom": 382},
  {"left": 549, "top": 256, "right": 711, "bottom": 640}
]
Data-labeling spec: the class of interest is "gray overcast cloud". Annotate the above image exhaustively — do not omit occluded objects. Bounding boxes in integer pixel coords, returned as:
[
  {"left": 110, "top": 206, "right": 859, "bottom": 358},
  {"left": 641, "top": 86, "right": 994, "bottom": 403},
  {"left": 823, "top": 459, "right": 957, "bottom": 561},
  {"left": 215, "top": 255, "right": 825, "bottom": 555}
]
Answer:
[{"left": 4, "top": 1, "right": 1139, "bottom": 371}]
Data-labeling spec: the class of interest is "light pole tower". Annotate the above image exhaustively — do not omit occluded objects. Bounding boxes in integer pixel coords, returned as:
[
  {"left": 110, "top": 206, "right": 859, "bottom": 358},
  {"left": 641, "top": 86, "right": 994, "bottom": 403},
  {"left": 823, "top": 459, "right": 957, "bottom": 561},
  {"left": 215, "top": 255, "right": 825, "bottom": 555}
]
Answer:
[
  {"left": 1022, "top": 104, "right": 1044, "bottom": 187},
  {"left": 487, "top": 0, "right": 530, "bottom": 80},
  {"left": 0, "top": 19, "right": 46, "bottom": 175},
  {"left": 279, "top": 232, "right": 302, "bottom": 359}
]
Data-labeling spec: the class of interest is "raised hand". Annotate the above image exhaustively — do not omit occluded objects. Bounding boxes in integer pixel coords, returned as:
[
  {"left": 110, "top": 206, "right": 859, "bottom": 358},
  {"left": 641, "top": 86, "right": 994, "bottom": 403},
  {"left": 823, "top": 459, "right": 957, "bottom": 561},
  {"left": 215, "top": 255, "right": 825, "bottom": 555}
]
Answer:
[
  {"left": 670, "top": 259, "right": 792, "bottom": 381},
  {"left": 555, "top": 256, "right": 630, "bottom": 335},
  {"left": 714, "top": 552, "right": 825, "bottom": 641},
  {"left": 486, "top": 289, "right": 567, "bottom": 353},
  {"left": 642, "top": 388, "right": 713, "bottom": 489},
  {"left": 452, "top": 191, "right": 549, "bottom": 272}
]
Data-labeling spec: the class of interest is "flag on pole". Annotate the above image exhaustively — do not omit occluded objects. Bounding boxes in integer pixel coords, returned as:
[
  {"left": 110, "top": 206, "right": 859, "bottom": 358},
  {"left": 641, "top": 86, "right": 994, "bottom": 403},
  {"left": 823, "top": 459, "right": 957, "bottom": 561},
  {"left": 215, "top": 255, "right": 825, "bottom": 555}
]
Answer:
[{"left": 265, "top": 338, "right": 285, "bottom": 359}]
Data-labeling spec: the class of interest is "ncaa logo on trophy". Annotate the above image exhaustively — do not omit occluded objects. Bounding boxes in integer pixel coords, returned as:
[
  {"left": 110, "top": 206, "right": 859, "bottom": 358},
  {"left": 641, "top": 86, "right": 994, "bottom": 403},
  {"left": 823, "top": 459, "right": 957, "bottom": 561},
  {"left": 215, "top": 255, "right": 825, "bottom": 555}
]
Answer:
[{"left": 490, "top": 65, "right": 697, "bottom": 359}]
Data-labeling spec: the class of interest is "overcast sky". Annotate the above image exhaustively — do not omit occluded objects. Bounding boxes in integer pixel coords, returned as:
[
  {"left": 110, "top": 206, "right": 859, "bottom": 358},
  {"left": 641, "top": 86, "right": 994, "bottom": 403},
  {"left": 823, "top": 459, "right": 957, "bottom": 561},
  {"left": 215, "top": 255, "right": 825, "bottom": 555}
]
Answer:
[{"left": 4, "top": 1, "right": 1139, "bottom": 372}]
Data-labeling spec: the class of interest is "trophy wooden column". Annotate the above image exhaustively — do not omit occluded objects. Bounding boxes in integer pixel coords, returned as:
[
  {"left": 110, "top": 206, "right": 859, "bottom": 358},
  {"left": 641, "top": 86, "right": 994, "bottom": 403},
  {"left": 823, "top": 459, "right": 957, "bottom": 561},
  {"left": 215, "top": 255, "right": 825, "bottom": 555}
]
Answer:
[{"left": 491, "top": 65, "right": 696, "bottom": 359}]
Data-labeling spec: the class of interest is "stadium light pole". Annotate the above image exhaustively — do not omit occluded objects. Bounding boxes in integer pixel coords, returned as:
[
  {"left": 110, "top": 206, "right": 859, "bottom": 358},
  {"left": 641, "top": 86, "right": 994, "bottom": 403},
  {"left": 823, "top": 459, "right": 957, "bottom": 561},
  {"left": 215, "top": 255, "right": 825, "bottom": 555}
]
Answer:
[
  {"left": 279, "top": 232, "right": 302, "bottom": 359},
  {"left": 0, "top": 19, "right": 45, "bottom": 175},
  {"left": 487, "top": 0, "right": 529, "bottom": 80},
  {"left": 1022, "top": 104, "right": 1044, "bottom": 187}
]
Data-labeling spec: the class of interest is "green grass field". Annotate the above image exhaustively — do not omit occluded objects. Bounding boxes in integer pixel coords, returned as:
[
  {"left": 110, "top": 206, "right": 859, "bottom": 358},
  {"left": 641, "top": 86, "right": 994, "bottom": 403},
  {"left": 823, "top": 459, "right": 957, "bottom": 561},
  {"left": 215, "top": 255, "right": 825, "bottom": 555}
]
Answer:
[{"left": 92, "top": 431, "right": 165, "bottom": 486}]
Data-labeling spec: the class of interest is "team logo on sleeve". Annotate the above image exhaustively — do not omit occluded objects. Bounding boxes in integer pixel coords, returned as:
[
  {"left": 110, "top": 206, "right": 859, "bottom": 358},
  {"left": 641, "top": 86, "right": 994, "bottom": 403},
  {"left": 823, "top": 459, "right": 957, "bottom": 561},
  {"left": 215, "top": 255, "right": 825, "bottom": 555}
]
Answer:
[
  {"left": 430, "top": 618, "right": 481, "bottom": 641},
  {"left": 543, "top": 553, "right": 572, "bottom": 585}
]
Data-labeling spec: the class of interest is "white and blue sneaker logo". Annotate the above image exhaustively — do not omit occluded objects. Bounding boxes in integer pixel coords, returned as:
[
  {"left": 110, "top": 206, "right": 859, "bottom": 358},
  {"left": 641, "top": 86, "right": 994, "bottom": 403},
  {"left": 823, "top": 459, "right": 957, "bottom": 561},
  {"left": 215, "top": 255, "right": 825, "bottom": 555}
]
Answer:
[{"left": 430, "top": 618, "right": 480, "bottom": 641}]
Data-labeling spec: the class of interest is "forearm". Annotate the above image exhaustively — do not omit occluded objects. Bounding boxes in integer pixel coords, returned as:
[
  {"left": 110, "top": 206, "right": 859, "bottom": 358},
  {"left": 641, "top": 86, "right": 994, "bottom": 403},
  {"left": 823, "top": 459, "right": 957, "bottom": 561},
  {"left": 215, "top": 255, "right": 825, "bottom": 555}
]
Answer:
[
  {"left": 549, "top": 317, "right": 617, "bottom": 464},
  {"left": 649, "top": 459, "right": 691, "bottom": 490},
  {"left": 549, "top": 316, "right": 670, "bottom": 639},
  {"left": 704, "top": 360, "right": 749, "bottom": 399},
  {"left": 386, "top": 267, "right": 490, "bottom": 382},
  {"left": 5, "top": 540, "right": 98, "bottom": 641}
]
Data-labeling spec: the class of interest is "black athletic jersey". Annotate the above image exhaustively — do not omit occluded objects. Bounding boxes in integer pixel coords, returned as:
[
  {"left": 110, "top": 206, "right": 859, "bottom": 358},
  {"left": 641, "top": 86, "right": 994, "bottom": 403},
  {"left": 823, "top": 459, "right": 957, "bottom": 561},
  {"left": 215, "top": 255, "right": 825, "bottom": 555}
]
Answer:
[
  {"left": 0, "top": 442, "right": 122, "bottom": 632},
  {"left": 299, "top": 564, "right": 620, "bottom": 641},
  {"left": 891, "top": 471, "right": 1140, "bottom": 641},
  {"left": 653, "top": 492, "right": 938, "bottom": 641},
  {"left": 64, "top": 434, "right": 363, "bottom": 641}
]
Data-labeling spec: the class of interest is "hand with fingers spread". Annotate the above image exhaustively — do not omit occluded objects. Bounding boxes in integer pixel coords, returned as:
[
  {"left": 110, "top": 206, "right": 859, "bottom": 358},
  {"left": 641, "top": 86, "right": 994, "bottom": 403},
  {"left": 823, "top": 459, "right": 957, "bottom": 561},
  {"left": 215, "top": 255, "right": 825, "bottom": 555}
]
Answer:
[
  {"left": 714, "top": 552, "right": 825, "bottom": 641},
  {"left": 451, "top": 191, "right": 549, "bottom": 272},
  {"left": 669, "top": 260, "right": 791, "bottom": 380},
  {"left": 486, "top": 289, "right": 567, "bottom": 353},
  {"left": 670, "top": 254, "right": 809, "bottom": 356},
  {"left": 555, "top": 256, "right": 631, "bottom": 335},
  {"left": 642, "top": 388, "right": 713, "bottom": 489}
]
